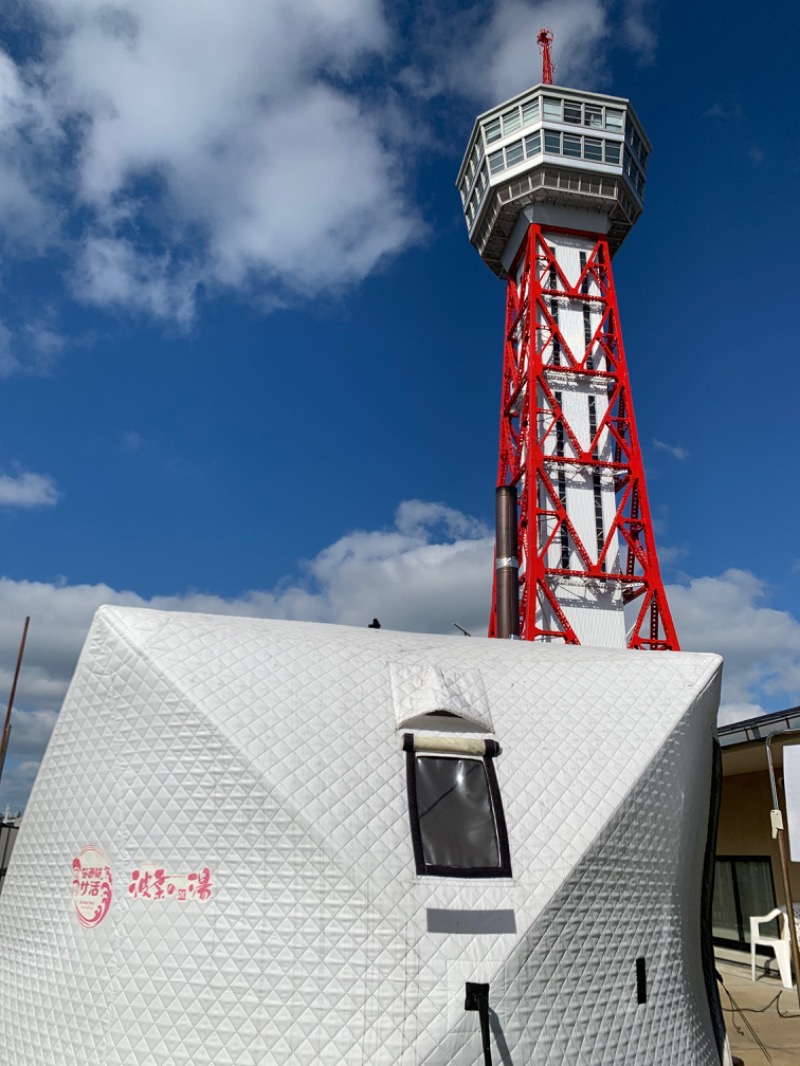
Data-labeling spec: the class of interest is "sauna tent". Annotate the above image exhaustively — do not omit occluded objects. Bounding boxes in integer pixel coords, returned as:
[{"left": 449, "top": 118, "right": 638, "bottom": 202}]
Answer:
[{"left": 0, "top": 606, "right": 725, "bottom": 1064}]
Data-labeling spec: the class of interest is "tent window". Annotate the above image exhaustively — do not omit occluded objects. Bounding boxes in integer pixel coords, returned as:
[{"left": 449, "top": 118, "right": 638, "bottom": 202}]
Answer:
[{"left": 404, "top": 737, "right": 511, "bottom": 878}]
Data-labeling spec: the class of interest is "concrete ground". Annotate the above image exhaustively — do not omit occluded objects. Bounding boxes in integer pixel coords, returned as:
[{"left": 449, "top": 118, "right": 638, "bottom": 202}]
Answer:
[{"left": 716, "top": 956, "right": 800, "bottom": 1066}]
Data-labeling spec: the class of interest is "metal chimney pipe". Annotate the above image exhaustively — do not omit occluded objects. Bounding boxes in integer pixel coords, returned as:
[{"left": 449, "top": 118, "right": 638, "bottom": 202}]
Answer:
[{"left": 495, "top": 486, "right": 520, "bottom": 640}]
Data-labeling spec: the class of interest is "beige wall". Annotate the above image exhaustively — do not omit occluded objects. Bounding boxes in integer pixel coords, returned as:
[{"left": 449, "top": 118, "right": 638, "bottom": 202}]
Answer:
[{"left": 718, "top": 769, "right": 800, "bottom": 904}]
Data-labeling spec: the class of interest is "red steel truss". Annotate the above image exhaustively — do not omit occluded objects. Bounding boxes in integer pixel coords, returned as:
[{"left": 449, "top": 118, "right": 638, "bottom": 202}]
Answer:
[{"left": 489, "top": 224, "right": 679, "bottom": 650}]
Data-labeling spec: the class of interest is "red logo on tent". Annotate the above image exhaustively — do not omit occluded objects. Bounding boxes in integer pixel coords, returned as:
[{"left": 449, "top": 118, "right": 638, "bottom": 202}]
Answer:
[{"left": 71, "top": 845, "right": 113, "bottom": 927}]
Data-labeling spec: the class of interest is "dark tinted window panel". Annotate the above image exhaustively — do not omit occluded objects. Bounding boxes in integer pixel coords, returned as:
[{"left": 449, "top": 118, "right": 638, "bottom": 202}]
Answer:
[
  {"left": 407, "top": 753, "right": 512, "bottom": 878},
  {"left": 524, "top": 131, "right": 541, "bottom": 157},
  {"left": 544, "top": 130, "right": 561, "bottom": 154},
  {"left": 505, "top": 141, "right": 524, "bottom": 167},
  {"left": 563, "top": 101, "right": 582, "bottom": 124},
  {"left": 563, "top": 134, "right": 581, "bottom": 158}
]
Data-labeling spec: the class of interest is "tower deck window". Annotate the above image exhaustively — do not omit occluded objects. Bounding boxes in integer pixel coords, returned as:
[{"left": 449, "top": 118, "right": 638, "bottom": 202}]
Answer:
[
  {"left": 404, "top": 733, "right": 511, "bottom": 879},
  {"left": 521, "top": 99, "right": 539, "bottom": 126},
  {"left": 563, "top": 100, "right": 582, "bottom": 124},
  {"left": 502, "top": 108, "right": 521, "bottom": 135},
  {"left": 605, "top": 108, "right": 624, "bottom": 131},
  {"left": 505, "top": 140, "right": 524, "bottom": 167},
  {"left": 524, "top": 131, "right": 541, "bottom": 158},
  {"left": 563, "top": 134, "right": 581, "bottom": 158},
  {"left": 544, "top": 130, "right": 561, "bottom": 154},
  {"left": 484, "top": 119, "right": 501, "bottom": 145}
]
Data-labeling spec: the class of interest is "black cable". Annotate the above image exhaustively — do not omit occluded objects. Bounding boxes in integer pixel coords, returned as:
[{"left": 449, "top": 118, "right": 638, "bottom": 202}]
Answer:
[
  {"left": 720, "top": 991, "right": 782, "bottom": 1015},
  {"left": 715, "top": 969, "right": 800, "bottom": 1020},
  {"left": 717, "top": 971, "right": 773, "bottom": 1063}
]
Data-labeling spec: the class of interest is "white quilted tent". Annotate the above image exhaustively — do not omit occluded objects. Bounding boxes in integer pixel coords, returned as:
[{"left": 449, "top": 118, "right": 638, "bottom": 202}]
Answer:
[{"left": 0, "top": 607, "right": 725, "bottom": 1065}]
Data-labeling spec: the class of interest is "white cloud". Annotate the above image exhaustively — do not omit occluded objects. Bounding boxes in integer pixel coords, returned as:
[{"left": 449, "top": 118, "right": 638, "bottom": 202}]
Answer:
[
  {"left": 0, "top": 761, "right": 40, "bottom": 816},
  {"left": 1, "top": 505, "right": 793, "bottom": 810},
  {"left": 0, "top": 0, "right": 421, "bottom": 322},
  {"left": 394, "top": 499, "right": 488, "bottom": 540},
  {"left": 716, "top": 702, "right": 766, "bottom": 728},
  {"left": 71, "top": 237, "right": 198, "bottom": 325},
  {"left": 23, "top": 321, "right": 65, "bottom": 363},
  {"left": 703, "top": 100, "right": 742, "bottom": 120},
  {"left": 474, "top": 0, "right": 610, "bottom": 101},
  {"left": 0, "top": 318, "right": 66, "bottom": 378},
  {"left": 121, "top": 430, "right": 144, "bottom": 453},
  {"left": 620, "top": 0, "right": 657, "bottom": 64},
  {"left": 0, "top": 321, "right": 17, "bottom": 377},
  {"left": 0, "top": 501, "right": 492, "bottom": 809},
  {"left": 653, "top": 438, "right": 689, "bottom": 461},
  {"left": 0, "top": 471, "right": 60, "bottom": 507},
  {"left": 295, "top": 507, "right": 493, "bottom": 632},
  {"left": 667, "top": 569, "right": 800, "bottom": 721},
  {"left": 400, "top": 0, "right": 655, "bottom": 107},
  {"left": 0, "top": 500, "right": 490, "bottom": 711},
  {"left": 5, "top": 708, "right": 58, "bottom": 758},
  {"left": 0, "top": 2, "right": 658, "bottom": 324},
  {"left": 0, "top": 48, "right": 61, "bottom": 252}
]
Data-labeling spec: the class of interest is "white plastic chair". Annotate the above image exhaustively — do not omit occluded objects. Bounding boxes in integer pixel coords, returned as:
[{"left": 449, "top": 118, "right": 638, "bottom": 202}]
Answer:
[{"left": 750, "top": 907, "right": 793, "bottom": 988}]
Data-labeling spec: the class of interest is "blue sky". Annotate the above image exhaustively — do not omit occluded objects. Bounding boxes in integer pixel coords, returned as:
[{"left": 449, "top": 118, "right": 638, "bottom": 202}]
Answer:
[{"left": 0, "top": 0, "right": 798, "bottom": 810}]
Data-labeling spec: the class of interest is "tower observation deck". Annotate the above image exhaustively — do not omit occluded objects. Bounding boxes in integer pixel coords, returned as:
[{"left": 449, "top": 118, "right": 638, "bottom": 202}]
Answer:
[{"left": 458, "top": 69, "right": 677, "bottom": 650}]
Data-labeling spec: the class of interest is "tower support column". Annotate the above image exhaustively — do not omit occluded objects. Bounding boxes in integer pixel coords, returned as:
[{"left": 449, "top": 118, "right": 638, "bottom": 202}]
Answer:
[{"left": 489, "top": 224, "right": 678, "bottom": 650}]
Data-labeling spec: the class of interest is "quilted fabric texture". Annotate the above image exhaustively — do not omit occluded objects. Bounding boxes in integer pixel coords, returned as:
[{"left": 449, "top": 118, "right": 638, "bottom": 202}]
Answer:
[{"left": 0, "top": 607, "right": 723, "bottom": 1065}]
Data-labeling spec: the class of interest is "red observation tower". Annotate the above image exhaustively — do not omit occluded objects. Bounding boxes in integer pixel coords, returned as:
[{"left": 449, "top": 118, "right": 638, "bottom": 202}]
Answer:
[{"left": 456, "top": 32, "right": 678, "bottom": 650}]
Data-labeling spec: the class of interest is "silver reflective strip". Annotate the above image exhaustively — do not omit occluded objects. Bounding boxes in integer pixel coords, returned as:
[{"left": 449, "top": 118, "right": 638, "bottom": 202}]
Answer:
[
  {"left": 495, "top": 557, "right": 518, "bottom": 569},
  {"left": 427, "top": 908, "right": 517, "bottom": 934}
]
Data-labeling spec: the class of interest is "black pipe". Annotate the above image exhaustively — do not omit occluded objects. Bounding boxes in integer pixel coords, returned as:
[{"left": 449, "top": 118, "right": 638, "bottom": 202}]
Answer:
[
  {"left": 495, "top": 486, "right": 519, "bottom": 640},
  {"left": 465, "top": 982, "right": 492, "bottom": 1066}
]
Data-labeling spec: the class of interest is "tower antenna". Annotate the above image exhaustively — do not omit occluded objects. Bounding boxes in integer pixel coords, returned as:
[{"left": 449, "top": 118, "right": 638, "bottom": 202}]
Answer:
[{"left": 537, "top": 28, "right": 554, "bottom": 84}]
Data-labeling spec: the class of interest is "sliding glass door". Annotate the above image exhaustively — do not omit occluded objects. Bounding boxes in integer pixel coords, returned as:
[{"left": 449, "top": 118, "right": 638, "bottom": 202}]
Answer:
[{"left": 713, "top": 856, "right": 778, "bottom": 949}]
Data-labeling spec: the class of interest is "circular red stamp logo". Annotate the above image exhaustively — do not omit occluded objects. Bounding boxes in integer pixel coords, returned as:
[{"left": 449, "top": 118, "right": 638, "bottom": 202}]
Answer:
[{"left": 71, "top": 844, "right": 113, "bottom": 928}]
